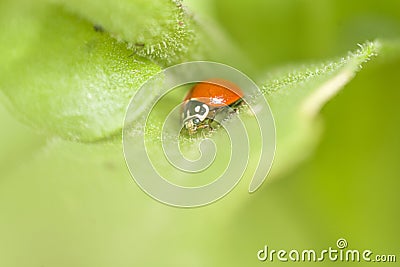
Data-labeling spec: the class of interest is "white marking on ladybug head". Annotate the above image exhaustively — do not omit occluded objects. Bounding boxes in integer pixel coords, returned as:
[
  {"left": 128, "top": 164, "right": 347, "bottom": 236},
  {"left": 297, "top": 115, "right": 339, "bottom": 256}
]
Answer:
[{"left": 182, "top": 101, "right": 210, "bottom": 132}]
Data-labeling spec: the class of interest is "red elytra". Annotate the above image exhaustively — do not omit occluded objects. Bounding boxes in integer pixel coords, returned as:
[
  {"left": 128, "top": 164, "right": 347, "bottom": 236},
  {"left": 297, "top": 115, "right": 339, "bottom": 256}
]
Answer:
[{"left": 184, "top": 78, "right": 244, "bottom": 107}]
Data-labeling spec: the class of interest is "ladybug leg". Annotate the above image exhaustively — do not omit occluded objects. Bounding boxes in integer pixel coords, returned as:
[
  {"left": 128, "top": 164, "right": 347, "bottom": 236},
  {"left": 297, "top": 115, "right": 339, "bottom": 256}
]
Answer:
[
  {"left": 206, "top": 120, "right": 214, "bottom": 132},
  {"left": 199, "top": 118, "right": 220, "bottom": 135},
  {"left": 210, "top": 117, "right": 220, "bottom": 132},
  {"left": 199, "top": 121, "right": 213, "bottom": 133},
  {"left": 203, "top": 110, "right": 217, "bottom": 132},
  {"left": 197, "top": 123, "right": 209, "bottom": 130},
  {"left": 230, "top": 99, "right": 244, "bottom": 114},
  {"left": 207, "top": 109, "right": 217, "bottom": 120}
]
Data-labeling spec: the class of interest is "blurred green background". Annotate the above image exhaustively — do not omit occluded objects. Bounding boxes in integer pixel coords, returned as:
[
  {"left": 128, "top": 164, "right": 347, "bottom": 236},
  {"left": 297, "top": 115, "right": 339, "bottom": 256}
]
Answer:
[{"left": 0, "top": 0, "right": 399, "bottom": 266}]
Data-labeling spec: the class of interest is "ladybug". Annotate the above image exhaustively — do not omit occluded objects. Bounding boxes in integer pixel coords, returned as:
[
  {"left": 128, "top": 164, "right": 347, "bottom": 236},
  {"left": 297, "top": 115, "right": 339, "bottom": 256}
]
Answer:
[{"left": 182, "top": 78, "right": 244, "bottom": 134}]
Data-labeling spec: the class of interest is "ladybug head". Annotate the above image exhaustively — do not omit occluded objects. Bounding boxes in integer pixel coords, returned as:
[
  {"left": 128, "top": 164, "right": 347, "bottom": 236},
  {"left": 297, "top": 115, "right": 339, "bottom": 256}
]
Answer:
[{"left": 182, "top": 100, "right": 210, "bottom": 134}]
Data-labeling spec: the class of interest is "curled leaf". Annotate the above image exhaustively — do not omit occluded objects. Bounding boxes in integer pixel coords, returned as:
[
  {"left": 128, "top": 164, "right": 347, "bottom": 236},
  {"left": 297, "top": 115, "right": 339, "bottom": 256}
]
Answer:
[
  {"left": 52, "top": 0, "right": 202, "bottom": 65},
  {"left": 0, "top": 0, "right": 161, "bottom": 141},
  {"left": 260, "top": 41, "right": 380, "bottom": 177}
]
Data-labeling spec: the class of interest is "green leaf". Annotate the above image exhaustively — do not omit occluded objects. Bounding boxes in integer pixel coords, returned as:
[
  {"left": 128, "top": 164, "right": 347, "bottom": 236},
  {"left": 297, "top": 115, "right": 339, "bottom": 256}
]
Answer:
[
  {"left": 0, "top": 0, "right": 161, "bottom": 141},
  {"left": 0, "top": 0, "right": 399, "bottom": 264},
  {"left": 52, "top": 0, "right": 203, "bottom": 65},
  {"left": 119, "top": 42, "right": 381, "bottom": 197},
  {"left": 0, "top": 40, "right": 391, "bottom": 263},
  {"left": 0, "top": 0, "right": 238, "bottom": 142},
  {"left": 260, "top": 41, "right": 380, "bottom": 177}
]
